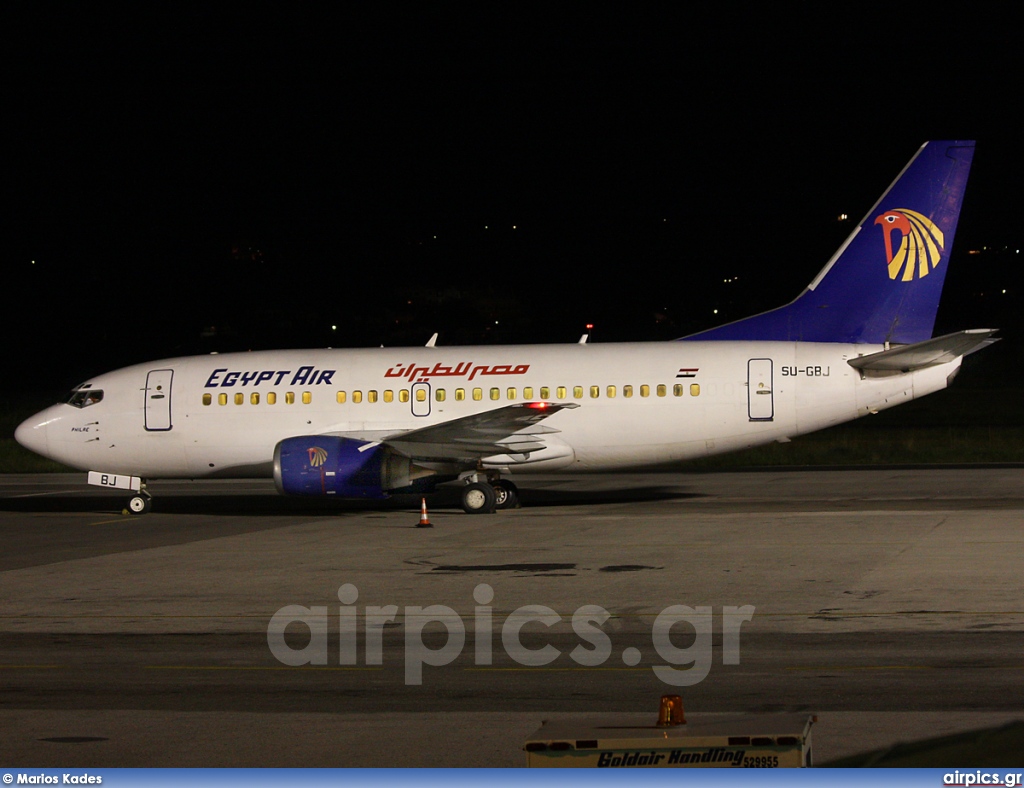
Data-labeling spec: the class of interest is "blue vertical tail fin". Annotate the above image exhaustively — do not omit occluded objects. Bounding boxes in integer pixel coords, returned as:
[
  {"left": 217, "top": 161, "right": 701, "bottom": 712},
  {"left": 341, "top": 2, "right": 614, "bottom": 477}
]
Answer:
[{"left": 681, "top": 141, "right": 975, "bottom": 344}]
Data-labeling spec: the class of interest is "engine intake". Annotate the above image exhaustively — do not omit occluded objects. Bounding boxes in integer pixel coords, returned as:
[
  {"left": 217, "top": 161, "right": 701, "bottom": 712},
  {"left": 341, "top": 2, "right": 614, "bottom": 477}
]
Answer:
[{"left": 274, "top": 436, "right": 390, "bottom": 498}]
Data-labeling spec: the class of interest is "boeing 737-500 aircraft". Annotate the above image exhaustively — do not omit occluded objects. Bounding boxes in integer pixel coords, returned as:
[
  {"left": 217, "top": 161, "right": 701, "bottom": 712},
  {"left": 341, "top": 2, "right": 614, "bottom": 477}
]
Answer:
[{"left": 16, "top": 141, "right": 995, "bottom": 515}]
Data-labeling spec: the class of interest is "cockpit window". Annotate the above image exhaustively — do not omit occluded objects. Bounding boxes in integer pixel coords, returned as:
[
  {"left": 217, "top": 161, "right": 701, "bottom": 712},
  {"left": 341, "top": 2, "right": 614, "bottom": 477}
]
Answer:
[{"left": 66, "top": 389, "right": 104, "bottom": 408}]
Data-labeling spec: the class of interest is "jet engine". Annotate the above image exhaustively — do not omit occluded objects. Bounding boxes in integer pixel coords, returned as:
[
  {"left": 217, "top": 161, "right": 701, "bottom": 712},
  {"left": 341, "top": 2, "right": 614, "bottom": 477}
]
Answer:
[{"left": 273, "top": 436, "right": 430, "bottom": 498}]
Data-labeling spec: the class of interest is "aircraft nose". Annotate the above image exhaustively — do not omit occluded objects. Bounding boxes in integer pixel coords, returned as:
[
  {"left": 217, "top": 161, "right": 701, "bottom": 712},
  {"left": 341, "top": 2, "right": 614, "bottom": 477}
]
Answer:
[{"left": 15, "top": 411, "right": 52, "bottom": 458}]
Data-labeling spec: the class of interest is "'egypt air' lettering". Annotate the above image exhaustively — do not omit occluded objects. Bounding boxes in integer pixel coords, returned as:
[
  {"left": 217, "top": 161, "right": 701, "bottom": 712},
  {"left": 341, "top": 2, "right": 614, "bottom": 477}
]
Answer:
[{"left": 204, "top": 366, "right": 336, "bottom": 388}]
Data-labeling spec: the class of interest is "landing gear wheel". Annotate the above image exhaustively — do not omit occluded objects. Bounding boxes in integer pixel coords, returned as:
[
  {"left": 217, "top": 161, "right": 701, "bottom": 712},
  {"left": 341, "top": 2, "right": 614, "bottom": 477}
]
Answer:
[
  {"left": 461, "top": 482, "right": 496, "bottom": 514},
  {"left": 492, "top": 480, "right": 520, "bottom": 510},
  {"left": 126, "top": 494, "right": 152, "bottom": 515}
]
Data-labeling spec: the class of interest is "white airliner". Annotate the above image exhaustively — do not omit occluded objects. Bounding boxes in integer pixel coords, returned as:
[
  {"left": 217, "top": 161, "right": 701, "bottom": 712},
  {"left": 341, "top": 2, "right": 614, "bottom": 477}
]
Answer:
[{"left": 16, "top": 141, "right": 995, "bottom": 515}]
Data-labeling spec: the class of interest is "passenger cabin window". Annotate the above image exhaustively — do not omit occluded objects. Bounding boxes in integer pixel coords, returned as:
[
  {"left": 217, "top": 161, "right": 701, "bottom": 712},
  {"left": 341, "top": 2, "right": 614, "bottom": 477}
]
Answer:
[
  {"left": 267, "top": 392, "right": 277, "bottom": 405},
  {"left": 436, "top": 389, "right": 446, "bottom": 402},
  {"left": 218, "top": 393, "right": 228, "bottom": 406},
  {"left": 455, "top": 388, "right": 465, "bottom": 401},
  {"left": 367, "top": 390, "right": 378, "bottom": 403},
  {"left": 690, "top": 383, "right": 701, "bottom": 397},
  {"left": 657, "top": 384, "right": 667, "bottom": 397},
  {"left": 524, "top": 387, "right": 533, "bottom": 399},
  {"left": 202, "top": 393, "right": 212, "bottom": 406},
  {"left": 623, "top": 385, "right": 633, "bottom": 398},
  {"left": 640, "top": 385, "right": 650, "bottom": 398},
  {"left": 286, "top": 392, "right": 296, "bottom": 404},
  {"left": 337, "top": 391, "right": 347, "bottom": 404},
  {"left": 384, "top": 390, "right": 394, "bottom": 403},
  {"left": 67, "top": 389, "right": 104, "bottom": 408},
  {"left": 540, "top": 387, "right": 550, "bottom": 399},
  {"left": 234, "top": 393, "right": 244, "bottom": 405},
  {"left": 400, "top": 390, "right": 410, "bottom": 403},
  {"left": 251, "top": 392, "right": 260, "bottom": 405}
]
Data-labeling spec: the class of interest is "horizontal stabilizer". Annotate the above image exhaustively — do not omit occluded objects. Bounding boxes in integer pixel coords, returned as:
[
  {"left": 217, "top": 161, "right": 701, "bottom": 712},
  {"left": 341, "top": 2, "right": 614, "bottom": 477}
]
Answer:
[{"left": 848, "top": 329, "right": 999, "bottom": 372}]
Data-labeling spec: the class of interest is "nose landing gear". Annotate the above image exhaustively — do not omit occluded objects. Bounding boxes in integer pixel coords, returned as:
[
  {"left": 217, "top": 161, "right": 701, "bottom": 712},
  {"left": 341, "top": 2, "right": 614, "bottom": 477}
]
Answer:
[
  {"left": 126, "top": 493, "right": 152, "bottom": 515},
  {"left": 125, "top": 483, "right": 152, "bottom": 515}
]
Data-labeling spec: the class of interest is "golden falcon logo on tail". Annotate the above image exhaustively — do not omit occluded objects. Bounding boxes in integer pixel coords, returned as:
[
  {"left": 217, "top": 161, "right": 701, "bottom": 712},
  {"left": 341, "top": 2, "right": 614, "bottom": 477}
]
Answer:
[{"left": 875, "top": 209, "right": 945, "bottom": 281}]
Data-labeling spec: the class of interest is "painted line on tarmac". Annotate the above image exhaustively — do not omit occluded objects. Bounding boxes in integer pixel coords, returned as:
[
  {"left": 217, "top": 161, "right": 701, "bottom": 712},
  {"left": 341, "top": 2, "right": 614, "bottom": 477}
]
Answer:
[
  {"left": 785, "top": 665, "right": 934, "bottom": 672},
  {"left": 0, "top": 664, "right": 63, "bottom": 669},
  {"left": 145, "top": 665, "right": 382, "bottom": 672},
  {"left": 4, "top": 610, "right": 1024, "bottom": 621},
  {"left": 792, "top": 664, "right": 1024, "bottom": 670},
  {"left": 465, "top": 667, "right": 648, "bottom": 672},
  {"left": 9, "top": 490, "right": 84, "bottom": 498}
]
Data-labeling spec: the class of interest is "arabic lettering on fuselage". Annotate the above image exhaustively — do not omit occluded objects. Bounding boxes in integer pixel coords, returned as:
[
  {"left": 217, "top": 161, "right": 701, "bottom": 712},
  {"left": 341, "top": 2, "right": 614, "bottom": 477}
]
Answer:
[{"left": 384, "top": 362, "right": 530, "bottom": 383}]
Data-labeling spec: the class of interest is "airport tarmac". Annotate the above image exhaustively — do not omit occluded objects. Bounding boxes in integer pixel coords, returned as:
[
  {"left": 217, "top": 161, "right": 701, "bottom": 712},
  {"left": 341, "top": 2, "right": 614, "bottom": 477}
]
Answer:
[{"left": 2, "top": 468, "right": 1024, "bottom": 766}]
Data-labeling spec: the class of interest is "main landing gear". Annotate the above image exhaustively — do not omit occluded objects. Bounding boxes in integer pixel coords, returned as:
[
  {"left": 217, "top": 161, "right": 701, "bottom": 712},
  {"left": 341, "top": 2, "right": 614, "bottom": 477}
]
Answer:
[{"left": 459, "top": 475, "right": 519, "bottom": 514}]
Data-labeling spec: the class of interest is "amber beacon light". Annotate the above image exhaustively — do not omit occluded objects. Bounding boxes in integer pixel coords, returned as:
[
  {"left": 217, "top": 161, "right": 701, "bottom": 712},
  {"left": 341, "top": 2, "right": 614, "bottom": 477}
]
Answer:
[{"left": 657, "top": 694, "right": 686, "bottom": 727}]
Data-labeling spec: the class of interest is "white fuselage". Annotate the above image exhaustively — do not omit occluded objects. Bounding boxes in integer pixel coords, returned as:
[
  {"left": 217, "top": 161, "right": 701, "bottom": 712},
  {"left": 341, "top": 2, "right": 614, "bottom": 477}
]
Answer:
[{"left": 16, "top": 341, "right": 959, "bottom": 481}]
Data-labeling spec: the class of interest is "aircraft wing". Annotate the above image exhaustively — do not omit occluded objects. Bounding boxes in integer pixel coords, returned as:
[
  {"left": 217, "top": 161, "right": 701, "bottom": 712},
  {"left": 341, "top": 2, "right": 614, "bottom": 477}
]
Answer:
[
  {"left": 381, "top": 402, "right": 579, "bottom": 462},
  {"left": 848, "top": 329, "right": 999, "bottom": 372}
]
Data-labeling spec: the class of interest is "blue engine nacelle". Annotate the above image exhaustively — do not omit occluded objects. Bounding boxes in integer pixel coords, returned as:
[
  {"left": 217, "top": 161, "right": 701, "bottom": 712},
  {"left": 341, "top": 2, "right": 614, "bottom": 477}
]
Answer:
[{"left": 274, "top": 436, "right": 390, "bottom": 499}]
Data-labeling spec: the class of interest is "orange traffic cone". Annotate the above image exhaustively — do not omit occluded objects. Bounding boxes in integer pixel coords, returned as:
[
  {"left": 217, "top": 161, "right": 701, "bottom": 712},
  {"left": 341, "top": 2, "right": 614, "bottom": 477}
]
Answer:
[{"left": 415, "top": 497, "right": 433, "bottom": 528}]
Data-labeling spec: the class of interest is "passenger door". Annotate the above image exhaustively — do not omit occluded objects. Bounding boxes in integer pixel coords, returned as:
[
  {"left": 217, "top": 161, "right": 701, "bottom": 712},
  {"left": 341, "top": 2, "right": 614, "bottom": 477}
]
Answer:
[
  {"left": 747, "top": 359, "right": 774, "bottom": 421},
  {"left": 144, "top": 369, "right": 174, "bottom": 431}
]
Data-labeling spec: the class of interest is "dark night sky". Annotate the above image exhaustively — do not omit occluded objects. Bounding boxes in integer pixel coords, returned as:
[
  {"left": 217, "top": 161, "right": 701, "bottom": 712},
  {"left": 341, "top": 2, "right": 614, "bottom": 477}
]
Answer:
[{"left": 7, "top": 5, "right": 1022, "bottom": 392}]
